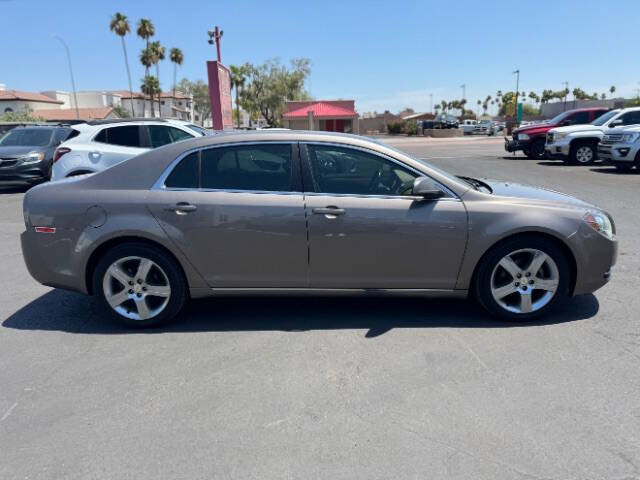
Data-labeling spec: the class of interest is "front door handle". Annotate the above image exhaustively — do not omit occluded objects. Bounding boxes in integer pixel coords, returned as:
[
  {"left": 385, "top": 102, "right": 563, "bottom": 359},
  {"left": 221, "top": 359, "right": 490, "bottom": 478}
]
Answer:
[
  {"left": 312, "top": 206, "right": 345, "bottom": 216},
  {"left": 165, "top": 202, "right": 197, "bottom": 215}
]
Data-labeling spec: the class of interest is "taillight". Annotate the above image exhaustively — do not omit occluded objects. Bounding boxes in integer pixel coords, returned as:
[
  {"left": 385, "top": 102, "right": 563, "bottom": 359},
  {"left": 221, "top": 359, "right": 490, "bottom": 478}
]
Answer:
[{"left": 53, "top": 147, "right": 71, "bottom": 163}]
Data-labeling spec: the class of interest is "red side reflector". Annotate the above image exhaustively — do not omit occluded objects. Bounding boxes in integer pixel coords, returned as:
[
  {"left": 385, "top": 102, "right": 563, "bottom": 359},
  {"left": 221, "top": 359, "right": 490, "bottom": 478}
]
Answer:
[{"left": 34, "top": 226, "right": 56, "bottom": 234}]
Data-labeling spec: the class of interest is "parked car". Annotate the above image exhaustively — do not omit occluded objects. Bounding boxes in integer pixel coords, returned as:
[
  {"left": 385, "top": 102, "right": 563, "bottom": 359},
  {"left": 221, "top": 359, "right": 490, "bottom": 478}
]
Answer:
[
  {"left": 0, "top": 124, "right": 76, "bottom": 187},
  {"left": 51, "top": 118, "right": 205, "bottom": 180},
  {"left": 459, "top": 119, "right": 477, "bottom": 135},
  {"left": 473, "top": 120, "right": 496, "bottom": 136},
  {"left": 22, "top": 131, "right": 617, "bottom": 327},
  {"left": 505, "top": 108, "right": 609, "bottom": 159},
  {"left": 545, "top": 108, "right": 640, "bottom": 164},
  {"left": 597, "top": 126, "right": 640, "bottom": 171}
]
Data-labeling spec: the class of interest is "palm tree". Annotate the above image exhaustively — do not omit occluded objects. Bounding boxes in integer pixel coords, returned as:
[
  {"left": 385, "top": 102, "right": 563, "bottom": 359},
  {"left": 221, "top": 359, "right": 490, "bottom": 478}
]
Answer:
[
  {"left": 109, "top": 12, "right": 135, "bottom": 116},
  {"left": 150, "top": 41, "right": 165, "bottom": 116},
  {"left": 136, "top": 19, "right": 155, "bottom": 116},
  {"left": 141, "top": 76, "right": 160, "bottom": 118},
  {"left": 229, "top": 64, "right": 247, "bottom": 128},
  {"left": 139, "top": 47, "right": 154, "bottom": 116},
  {"left": 610, "top": 85, "right": 616, "bottom": 98},
  {"left": 169, "top": 48, "right": 184, "bottom": 102}
]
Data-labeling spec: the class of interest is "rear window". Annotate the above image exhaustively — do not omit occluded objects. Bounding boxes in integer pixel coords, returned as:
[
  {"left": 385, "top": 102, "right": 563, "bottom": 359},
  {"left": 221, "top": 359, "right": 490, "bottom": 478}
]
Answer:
[
  {"left": 165, "top": 151, "right": 199, "bottom": 188},
  {"left": 94, "top": 125, "right": 142, "bottom": 147}
]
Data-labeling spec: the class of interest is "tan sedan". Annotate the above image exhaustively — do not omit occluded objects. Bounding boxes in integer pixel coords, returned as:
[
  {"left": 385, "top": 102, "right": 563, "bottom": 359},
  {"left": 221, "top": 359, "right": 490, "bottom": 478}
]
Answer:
[{"left": 21, "top": 131, "right": 617, "bottom": 327}]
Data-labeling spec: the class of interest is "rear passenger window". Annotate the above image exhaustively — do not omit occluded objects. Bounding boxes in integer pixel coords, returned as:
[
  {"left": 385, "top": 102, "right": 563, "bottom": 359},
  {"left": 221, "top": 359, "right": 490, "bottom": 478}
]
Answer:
[
  {"left": 149, "top": 126, "right": 195, "bottom": 148},
  {"left": 165, "top": 152, "right": 199, "bottom": 188},
  {"left": 200, "top": 144, "right": 292, "bottom": 191},
  {"left": 94, "top": 126, "right": 141, "bottom": 147},
  {"left": 621, "top": 111, "right": 640, "bottom": 126},
  {"left": 570, "top": 112, "right": 590, "bottom": 124}
]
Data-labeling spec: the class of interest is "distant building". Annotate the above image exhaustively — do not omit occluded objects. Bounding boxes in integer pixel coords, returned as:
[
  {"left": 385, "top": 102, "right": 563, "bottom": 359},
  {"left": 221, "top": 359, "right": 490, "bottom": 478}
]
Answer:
[
  {"left": 0, "top": 87, "right": 64, "bottom": 113},
  {"left": 283, "top": 100, "right": 359, "bottom": 133},
  {"left": 359, "top": 111, "right": 401, "bottom": 134},
  {"left": 33, "top": 107, "right": 118, "bottom": 122}
]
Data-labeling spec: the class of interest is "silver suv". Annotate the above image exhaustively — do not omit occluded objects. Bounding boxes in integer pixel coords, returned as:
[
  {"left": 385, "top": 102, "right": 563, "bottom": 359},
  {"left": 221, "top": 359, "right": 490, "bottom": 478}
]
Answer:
[{"left": 598, "top": 125, "right": 640, "bottom": 171}]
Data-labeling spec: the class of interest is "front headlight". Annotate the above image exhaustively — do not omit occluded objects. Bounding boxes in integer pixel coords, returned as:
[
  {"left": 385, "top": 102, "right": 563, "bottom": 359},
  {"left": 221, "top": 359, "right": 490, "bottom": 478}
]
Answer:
[
  {"left": 584, "top": 211, "right": 614, "bottom": 240},
  {"left": 556, "top": 132, "right": 567, "bottom": 140},
  {"left": 621, "top": 132, "right": 640, "bottom": 143},
  {"left": 21, "top": 151, "right": 45, "bottom": 164},
  {"left": 518, "top": 133, "right": 530, "bottom": 141}
]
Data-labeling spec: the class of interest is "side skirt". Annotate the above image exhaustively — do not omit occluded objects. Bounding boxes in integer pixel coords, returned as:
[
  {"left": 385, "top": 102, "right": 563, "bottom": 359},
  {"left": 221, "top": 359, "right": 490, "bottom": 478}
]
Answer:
[{"left": 192, "top": 288, "right": 469, "bottom": 299}]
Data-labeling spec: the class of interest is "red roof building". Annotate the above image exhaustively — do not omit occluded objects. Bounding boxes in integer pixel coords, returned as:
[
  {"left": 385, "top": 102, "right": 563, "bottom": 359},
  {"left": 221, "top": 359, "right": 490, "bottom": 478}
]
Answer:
[{"left": 283, "top": 100, "right": 359, "bottom": 133}]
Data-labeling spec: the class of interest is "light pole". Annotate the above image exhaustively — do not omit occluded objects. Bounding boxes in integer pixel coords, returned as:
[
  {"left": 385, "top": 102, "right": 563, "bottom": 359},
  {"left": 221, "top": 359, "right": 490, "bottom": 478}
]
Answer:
[
  {"left": 429, "top": 93, "right": 433, "bottom": 114},
  {"left": 207, "top": 26, "right": 224, "bottom": 63},
  {"left": 512, "top": 69, "right": 520, "bottom": 125},
  {"left": 52, "top": 35, "right": 80, "bottom": 120},
  {"left": 562, "top": 81, "right": 569, "bottom": 111},
  {"left": 460, "top": 84, "right": 466, "bottom": 101}
]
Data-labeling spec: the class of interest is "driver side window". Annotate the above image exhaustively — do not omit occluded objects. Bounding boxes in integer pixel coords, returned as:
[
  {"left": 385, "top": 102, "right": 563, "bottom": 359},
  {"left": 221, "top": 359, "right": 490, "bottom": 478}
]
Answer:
[{"left": 306, "top": 145, "right": 418, "bottom": 196}]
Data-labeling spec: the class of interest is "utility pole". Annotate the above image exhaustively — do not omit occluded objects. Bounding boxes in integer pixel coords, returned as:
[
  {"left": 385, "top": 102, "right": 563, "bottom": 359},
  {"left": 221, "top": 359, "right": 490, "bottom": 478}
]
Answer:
[
  {"left": 52, "top": 35, "right": 80, "bottom": 120},
  {"left": 513, "top": 69, "right": 520, "bottom": 126},
  {"left": 429, "top": 93, "right": 433, "bottom": 114},
  {"left": 207, "top": 26, "right": 224, "bottom": 62},
  {"left": 460, "top": 84, "right": 466, "bottom": 101},
  {"left": 562, "top": 81, "right": 569, "bottom": 111}
]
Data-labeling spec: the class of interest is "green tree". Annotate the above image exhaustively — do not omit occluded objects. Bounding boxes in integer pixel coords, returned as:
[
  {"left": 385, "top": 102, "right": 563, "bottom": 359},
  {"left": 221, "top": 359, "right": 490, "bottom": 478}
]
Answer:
[
  {"left": 0, "top": 108, "right": 44, "bottom": 122},
  {"left": 109, "top": 12, "right": 135, "bottom": 116},
  {"left": 139, "top": 47, "right": 154, "bottom": 116},
  {"left": 112, "top": 105, "right": 131, "bottom": 118},
  {"left": 141, "top": 75, "right": 160, "bottom": 117},
  {"left": 150, "top": 41, "right": 165, "bottom": 115},
  {"left": 177, "top": 78, "right": 211, "bottom": 126},
  {"left": 229, "top": 64, "right": 248, "bottom": 128},
  {"left": 169, "top": 47, "right": 184, "bottom": 102},
  {"left": 136, "top": 18, "right": 155, "bottom": 116},
  {"left": 241, "top": 58, "right": 311, "bottom": 127}
]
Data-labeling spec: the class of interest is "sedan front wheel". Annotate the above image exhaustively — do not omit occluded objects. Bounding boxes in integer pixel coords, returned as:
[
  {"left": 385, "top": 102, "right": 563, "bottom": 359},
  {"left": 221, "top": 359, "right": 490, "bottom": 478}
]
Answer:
[{"left": 474, "top": 236, "right": 570, "bottom": 321}]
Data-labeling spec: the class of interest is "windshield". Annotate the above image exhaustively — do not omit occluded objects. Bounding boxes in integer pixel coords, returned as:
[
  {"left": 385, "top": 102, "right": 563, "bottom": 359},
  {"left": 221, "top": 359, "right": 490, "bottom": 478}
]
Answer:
[
  {"left": 185, "top": 124, "right": 208, "bottom": 136},
  {"left": 0, "top": 128, "right": 53, "bottom": 147},
  {"left": 546, "top": 111, "right": 571, "bottom": 125},
  {"left": 591, "top": 110, "right": 619, "bottom": 126}
]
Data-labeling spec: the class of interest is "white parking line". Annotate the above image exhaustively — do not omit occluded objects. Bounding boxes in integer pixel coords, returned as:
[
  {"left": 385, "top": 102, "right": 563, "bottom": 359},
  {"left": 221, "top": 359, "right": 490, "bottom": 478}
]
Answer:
[{"left": 1, "top": 402, "right": 17, "bottom": 422}]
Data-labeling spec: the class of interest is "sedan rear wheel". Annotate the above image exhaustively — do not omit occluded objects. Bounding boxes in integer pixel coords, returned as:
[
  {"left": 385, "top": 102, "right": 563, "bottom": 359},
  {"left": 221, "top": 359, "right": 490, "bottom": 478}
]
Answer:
[
  {"left": 475, "top": 236, "right": 569, "bottom": 321},
  {"left": 93, "top": 243, "right": 187, "bottom": 327}
]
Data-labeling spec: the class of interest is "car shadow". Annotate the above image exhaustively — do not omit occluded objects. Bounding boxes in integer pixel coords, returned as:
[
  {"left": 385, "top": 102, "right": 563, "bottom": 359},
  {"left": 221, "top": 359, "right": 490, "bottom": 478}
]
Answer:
[
  {"left": 0, "top": 186, "right": 29, "bottom": 194},
  {"left": 535, "top": 161, "right": 603, "bottom": 167},
  {"left": 2, "top": 289, "right": 600, "bottom": 338},
  {"left": 589, "top": 166, "right": 639, "bottom": 175}
]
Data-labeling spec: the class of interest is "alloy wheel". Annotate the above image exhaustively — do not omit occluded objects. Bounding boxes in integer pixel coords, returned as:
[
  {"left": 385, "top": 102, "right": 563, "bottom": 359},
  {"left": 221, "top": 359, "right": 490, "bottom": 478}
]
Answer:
[
  {"left": 575, "top": 146, "right": 594, "bottom": 164},
  {"left": 490, "top": 248, "right": 559, "bottom": 314},
  {"left": 102, "top": 256, "right": 171, "bottom": 321}
]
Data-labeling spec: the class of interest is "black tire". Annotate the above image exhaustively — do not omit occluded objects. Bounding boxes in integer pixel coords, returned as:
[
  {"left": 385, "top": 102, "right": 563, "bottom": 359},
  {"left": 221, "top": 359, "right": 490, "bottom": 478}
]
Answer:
[
  {"left": 614, "top": 164, "right": 632, "bottom": 172},
  {"left": 525, "top": 139, "right": 547, "bottom": 159},
  {"left": 568, "top": 141, "right": 597, "bottom": 165},
  {"left": 92, "top": 242, "right": 187, "bottom": 328},
  {"left": 474, "top": 235, "right": 570, "bottom": 322}
]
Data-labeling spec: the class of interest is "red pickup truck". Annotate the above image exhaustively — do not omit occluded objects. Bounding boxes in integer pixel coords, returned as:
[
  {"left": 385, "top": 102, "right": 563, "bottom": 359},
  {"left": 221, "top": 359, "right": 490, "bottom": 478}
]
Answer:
[{"left": 505, "top": 108, "right": 609, "bottom": 159}]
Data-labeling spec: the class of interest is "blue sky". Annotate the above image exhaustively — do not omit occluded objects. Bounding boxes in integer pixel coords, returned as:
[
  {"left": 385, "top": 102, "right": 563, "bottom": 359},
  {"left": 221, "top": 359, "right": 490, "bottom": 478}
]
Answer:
[{"left": 2, "top": 0, "right": 639, "bottom": 113}]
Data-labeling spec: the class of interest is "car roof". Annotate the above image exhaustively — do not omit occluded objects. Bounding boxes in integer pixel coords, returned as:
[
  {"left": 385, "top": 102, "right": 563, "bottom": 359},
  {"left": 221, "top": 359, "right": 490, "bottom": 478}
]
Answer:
[{"left": 84, "top": 118, "right": 171, "bottom": 126}]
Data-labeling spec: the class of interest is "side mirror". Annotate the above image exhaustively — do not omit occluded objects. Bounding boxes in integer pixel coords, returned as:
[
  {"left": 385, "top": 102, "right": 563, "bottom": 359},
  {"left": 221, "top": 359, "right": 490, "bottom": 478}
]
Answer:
[
  {"left": 609, "top": 119, "right": 623, "bottom": 128},
  {"left": 412, "top": 177, "right": 444, "bottom": 199}
]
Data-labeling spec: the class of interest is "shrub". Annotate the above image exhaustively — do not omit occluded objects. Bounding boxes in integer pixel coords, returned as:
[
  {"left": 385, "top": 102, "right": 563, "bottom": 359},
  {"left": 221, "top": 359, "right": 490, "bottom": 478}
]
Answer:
[{"left": 405, "top": 120, "right": 418, "bottom": 136}]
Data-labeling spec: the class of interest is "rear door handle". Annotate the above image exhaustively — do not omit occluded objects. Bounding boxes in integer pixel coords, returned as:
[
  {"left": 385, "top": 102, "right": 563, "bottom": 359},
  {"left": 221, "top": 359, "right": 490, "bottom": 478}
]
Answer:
[
  {"left": 312, "top": 206, "right": 345, "bottom": 216},
  {"left": 165, "top": 202, "right": 197, "bottom": 215}
]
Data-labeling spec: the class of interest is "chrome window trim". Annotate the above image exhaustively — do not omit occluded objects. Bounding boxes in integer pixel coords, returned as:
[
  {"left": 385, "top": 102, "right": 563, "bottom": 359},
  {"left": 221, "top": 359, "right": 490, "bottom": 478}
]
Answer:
[
  {"left": 152, "top": 140, "right": 298, "bottom": 193},
  {"left": 302, "top": 141, "right": 460, "bottom": 200}
]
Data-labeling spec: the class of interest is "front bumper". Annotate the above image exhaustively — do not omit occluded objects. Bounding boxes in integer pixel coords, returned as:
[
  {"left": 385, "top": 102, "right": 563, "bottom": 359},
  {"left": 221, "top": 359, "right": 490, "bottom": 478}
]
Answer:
[
  {"left": 505, "top": 138, "right": 528, "bottom": 152},
  {"left": 598, "top": 142, "right": 637, "bottom": 164},
  {"left": 544, "top": 141, "right": 570, "bottom": 159},
  {"left": 0, "top": 159, "right": 50, "bottom": 185},
  {"left": 571, "top": 222, "right": 618, "bottom": 296}
]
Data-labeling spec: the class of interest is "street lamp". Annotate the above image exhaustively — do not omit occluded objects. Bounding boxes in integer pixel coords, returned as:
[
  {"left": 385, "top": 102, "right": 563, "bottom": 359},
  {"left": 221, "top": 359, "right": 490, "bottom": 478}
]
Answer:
[
  {"left": 562, "top": 81, "right": 569, "bottom": 111},
  {"left": 460, "top": 84, "right": 466, "bottom": 101},
  {"left": 513, "top": 69, "right": 520, "bottom": 125},
  {"left": 52, "top": 35, "right": 80, "bottom": 120},
  {"left": 207, "top": 26, "right": 224, "bottom": 63},
  {"left": 52, "top": 35, "right": 80, "bottom": 119}
]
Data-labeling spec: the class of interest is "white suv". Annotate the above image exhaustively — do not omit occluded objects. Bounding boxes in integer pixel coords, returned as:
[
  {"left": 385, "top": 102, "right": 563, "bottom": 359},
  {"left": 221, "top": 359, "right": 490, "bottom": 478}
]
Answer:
[
  {"left": 545, "top": 107, "right": 640, "bottom": 164},
  {"left": 52, "top": 119, "right": 205, "bottom": 180}
]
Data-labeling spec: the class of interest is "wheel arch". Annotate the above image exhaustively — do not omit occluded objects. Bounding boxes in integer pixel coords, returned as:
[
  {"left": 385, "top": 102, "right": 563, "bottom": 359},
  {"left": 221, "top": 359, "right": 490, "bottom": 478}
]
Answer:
[
  {"left": 469, "top": 231, "right": 578, "bottom": 297},
  {"left": 85, "top": 236, "right": 190, "bottom": 296}
]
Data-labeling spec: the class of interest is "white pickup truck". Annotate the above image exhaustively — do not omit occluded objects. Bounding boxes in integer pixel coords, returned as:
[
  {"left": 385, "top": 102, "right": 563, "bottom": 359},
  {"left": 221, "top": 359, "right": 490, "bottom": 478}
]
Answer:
[
  {"left": 459, "top": 119, "right": 477, "bottom": 135},
  {"left": 545, "top": 107, "right": 640, "bottom": 164}
]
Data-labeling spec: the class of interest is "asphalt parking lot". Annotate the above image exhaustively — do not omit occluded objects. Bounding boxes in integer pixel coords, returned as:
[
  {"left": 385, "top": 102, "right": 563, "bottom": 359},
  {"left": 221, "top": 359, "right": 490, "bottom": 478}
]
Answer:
[{"left": 1, "top": 136, "right": 639, "bottom": 480}]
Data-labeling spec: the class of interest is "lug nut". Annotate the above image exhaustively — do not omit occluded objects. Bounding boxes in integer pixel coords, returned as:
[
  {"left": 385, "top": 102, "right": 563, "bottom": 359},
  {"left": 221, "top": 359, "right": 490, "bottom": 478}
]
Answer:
[
  {"left": 525, "top": 272, "right": 531, "bottom": 277},
  {"left": 136, "top": 293, "right": 142, "bottom": 297},
  {"left": 522, "top": 286, "right": 528, "bottom": 291},
  {"left": 529, "top": 280, "right": 534, "bottom": 285},
  {"left": 514, "top": 282, "right": 520, "bottom": 287},
  {"left": 128, "top": 289, "right": 133, "bottom": 294},
  {"left": 128, "top": 281, "right": 133, "bottom": 286},
  {"left": 137, "top": 279, "right": 143, "bottom": 284},
  {"left": 516, "top": 273, "right": 522, "bottom": 278},
  {"left": 142, "top": 287, "right": 147, "bottom": 291}
]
